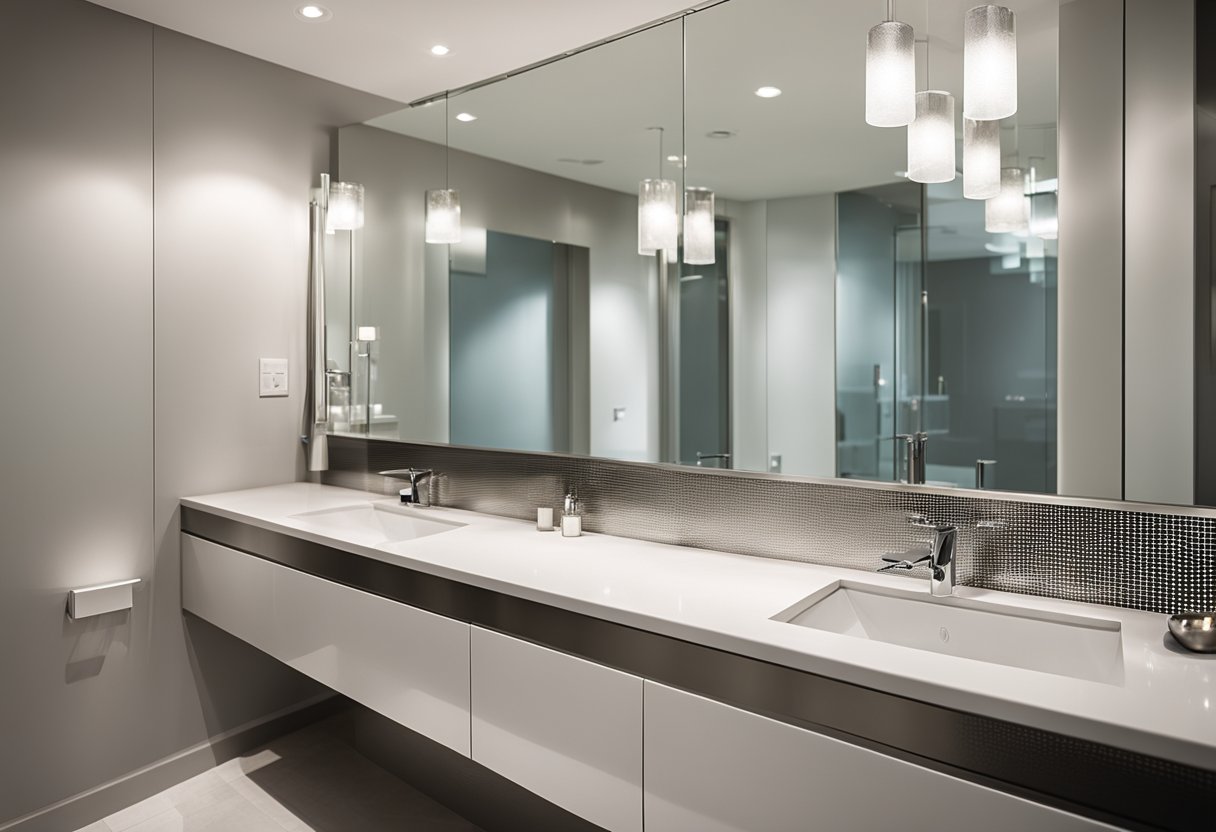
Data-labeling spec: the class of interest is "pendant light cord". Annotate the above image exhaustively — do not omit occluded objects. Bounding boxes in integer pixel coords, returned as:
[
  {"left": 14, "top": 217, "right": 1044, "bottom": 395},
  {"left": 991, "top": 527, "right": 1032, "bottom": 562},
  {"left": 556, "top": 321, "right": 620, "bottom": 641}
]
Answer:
[
  {"left": 444, "top": 94, "right": 450, "bottom": 188},
  {"left": 886, "top": 0, "right": 894, "bottom": 23},
  {"left": 657, "top": 126, "right": 664, "bottom": 179}
]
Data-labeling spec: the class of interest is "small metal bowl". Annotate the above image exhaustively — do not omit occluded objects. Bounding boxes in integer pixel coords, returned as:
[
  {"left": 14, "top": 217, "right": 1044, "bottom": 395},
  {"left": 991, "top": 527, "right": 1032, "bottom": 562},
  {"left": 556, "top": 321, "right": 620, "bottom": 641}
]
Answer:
[{"left": 1168, "top": 613, "right": 1216, "bottom": 653}]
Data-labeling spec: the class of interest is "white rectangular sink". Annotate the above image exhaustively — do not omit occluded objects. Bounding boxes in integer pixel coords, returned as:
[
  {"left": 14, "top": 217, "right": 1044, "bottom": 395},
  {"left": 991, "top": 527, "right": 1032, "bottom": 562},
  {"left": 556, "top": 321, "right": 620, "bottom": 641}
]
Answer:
[
  {"left": 774, "top": 581, "right": 1123, "bottom": 685},
  {"left": 289, "top": 502, "right": 464, "bottom": 546}
]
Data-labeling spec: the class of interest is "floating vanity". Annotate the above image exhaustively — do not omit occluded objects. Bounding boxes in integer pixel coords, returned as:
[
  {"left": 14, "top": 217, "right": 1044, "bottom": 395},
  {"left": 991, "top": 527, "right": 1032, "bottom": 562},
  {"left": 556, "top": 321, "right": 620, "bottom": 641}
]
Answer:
[{"left": 181, "top": 483, "right": 1215, "bottom": 832}]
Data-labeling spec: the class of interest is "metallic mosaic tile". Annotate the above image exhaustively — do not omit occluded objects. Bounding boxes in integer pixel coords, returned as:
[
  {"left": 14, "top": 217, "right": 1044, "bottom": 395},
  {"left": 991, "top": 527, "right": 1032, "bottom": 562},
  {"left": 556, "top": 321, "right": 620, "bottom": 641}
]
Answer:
[{"left": 320, "top": 436, "right": 1216, "bottom": 616}]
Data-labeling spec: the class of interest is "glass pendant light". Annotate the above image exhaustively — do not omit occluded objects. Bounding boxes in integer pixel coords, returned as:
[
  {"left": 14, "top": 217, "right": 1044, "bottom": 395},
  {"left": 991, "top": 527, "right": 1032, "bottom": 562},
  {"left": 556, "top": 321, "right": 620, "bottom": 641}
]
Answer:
[
  {"left": 1030, "top": 191, "right": 1058, "bottom": 239},
  {"left": 908, "top": 91, "right": 955, "bottom": 183},
  {"left": 985, "top": 167, "right": 1028, "bottom": 233},
  {"left": 907, "top": 7, "right": 955, "bottom": 185},
  {"left": 683, "top": 187, "right": 715, "bottom": 265},
  {"left": 638, "top": 127, "right": 678, "bottom": 255},
  {"left": 964, "top": 5, "right": 1017, "bottom": 121},
  {"left": 865, "top": 1, "right": 915, "bottom": 127},
  {"left": 425, "top": 188, "right": 461, "bottom": 244},
  {"left": 425, "top": 95, "right": 462, "bottom": 245},
  {"left": 327, "top": 181, "right": 364, "bottom": 231},
  {"left": 962, "top": 118, "right": 1000, "bottom": 199}
]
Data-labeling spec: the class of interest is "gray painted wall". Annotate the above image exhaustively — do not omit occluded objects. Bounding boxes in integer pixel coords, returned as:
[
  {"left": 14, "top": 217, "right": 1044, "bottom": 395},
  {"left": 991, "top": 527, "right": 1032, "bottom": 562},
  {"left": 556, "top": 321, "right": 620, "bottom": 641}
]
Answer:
[{"left": 0, "top": 1, "right": 396, "bottom": 826}]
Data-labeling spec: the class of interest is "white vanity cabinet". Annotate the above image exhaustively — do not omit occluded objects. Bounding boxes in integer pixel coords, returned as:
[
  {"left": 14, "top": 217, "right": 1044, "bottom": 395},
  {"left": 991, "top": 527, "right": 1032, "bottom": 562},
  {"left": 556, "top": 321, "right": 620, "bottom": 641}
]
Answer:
[
  {"left": 642, "top": 681, "right": 1117, "bottom": 832},
  {"left": 470, "top": 626, "right": 644, "bottom": 832},
  {"left": 181, "top": 535, "right": 471, "bottom": 755}
]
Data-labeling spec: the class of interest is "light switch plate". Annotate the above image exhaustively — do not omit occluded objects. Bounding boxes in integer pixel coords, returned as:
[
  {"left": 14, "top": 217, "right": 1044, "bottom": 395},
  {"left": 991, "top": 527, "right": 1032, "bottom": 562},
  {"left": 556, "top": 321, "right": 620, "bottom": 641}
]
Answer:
[{"left": 259, "top": 358, "right": 289, "bottom": 397}]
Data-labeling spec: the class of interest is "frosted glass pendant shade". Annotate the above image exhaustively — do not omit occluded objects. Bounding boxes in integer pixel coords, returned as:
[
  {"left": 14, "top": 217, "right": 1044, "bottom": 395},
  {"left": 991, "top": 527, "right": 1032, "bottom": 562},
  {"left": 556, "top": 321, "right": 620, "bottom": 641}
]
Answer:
[
  {"left": 865, "top": 21, "right": 916, "bottom": 127},
  {"left": 1030, "top": 191, "right": 1058, "bottom": 239},
  {"left": 327, "top": 181, "right": 364, "bottom": 231},
  {"left": 425, "top": 188, "right": 461, "bottom": 244},
  {"left": 908, "top": 91, "right": 956, "bottom": 184},
  {"left": 963, "top": 119, "right": 1001, "bottom": 199},
  {"left": 683, "top": 188, "right": 715, "bottom": 265},
  {"left": 985, "top": 167, "right": 1028, "bottom": 233},
  {"left": 964, "top": 5, "right": 1017, "bottom": 120},
  {"left": 638, "top": 178, "right": 678, "bottom": 255}
]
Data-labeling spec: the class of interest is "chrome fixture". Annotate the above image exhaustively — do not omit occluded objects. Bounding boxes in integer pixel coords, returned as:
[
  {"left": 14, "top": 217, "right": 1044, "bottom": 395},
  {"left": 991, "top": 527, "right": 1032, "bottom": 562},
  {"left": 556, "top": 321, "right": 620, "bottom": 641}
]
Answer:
[
  {"left": 695, "top": 452, "right": 732, "bottom": 469},
  {"left": 380, "top": 468, "right": 436, "bottom": 507},
  {"left": 975, "top": 459, "right": 997, "bottom": 489},
  {"left": 878, "top": 513, "right": 957, "bottom": 597},
  {"left": 896, "top": 432, "right": 928, "bottom": 484},
  {"left": 304, "top": 173, "right": 331, "bottom": 472}
]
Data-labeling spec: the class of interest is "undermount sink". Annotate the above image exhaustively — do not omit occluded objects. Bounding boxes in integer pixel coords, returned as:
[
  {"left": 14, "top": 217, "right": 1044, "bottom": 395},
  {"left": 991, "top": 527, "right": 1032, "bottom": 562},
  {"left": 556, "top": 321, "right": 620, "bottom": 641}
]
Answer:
[
  {"left": 289, "top": 502, "right": 464, "bottom": 546},
  {"left": 774, "top": 581, "right": 1124, "bottom": 685}
]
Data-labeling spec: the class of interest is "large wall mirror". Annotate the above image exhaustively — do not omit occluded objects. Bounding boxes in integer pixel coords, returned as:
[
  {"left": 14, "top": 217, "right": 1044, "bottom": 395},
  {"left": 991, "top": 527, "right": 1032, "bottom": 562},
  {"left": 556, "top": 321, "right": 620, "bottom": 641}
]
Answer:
[{"left": 323, "top": 0, "right": 1204, "bottom": 509}]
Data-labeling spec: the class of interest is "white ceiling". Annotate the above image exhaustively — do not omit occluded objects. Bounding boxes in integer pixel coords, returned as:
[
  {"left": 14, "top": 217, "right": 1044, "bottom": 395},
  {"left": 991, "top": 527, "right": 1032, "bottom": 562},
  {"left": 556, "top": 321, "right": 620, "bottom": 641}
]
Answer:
[
  {"left": 85, "top": 0, "right": 698, "bottom": 105},
  {"left": 369, "top": 0, "right": 1059, "bottom": 203}
]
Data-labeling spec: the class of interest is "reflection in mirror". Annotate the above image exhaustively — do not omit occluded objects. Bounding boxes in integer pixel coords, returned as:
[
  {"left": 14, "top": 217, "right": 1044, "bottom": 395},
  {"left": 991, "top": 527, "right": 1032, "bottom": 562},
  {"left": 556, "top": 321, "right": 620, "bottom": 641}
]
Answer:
[{"left": 328, "top": 0, "right": 1074, "bottom": 500}]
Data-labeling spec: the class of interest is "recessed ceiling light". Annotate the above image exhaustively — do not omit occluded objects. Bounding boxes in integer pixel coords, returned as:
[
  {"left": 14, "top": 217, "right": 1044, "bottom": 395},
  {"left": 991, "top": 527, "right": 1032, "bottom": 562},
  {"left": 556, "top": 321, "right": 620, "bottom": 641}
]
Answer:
[
  {"left": 431, "top": 44, "right": 451, "bottom": 56},
  {"left": 295, "top": 4, "right": 331, "bottom": 21},
  {"left": 755, "top": 86, "right": 782, "bottom": 98},
  {"left": 455, "top": 112, "right": 477, "bottom": 122}
]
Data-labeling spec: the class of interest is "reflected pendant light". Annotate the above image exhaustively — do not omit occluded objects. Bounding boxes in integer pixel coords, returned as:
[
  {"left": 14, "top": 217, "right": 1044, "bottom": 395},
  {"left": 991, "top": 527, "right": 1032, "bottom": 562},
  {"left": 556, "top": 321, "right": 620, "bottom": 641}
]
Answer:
[
  {"left": 865, "top": 2, "right": 915, "bottom": 127},
  {"left": 1029, "top": 191, "right": 1058, "bottom": 240},
  {"left": 327, "top": 181, "right": 365, "bottom": 231},
  {"left": 908, "top": 91, "right": 955, "bottom": 183},
  {"left": 962, "top": 118, "right": 1000, "bottom": 199},
  {"left": 985, "top": 167, "right": 1028, "bottom": 233},
  {"left": 964, "top": 5, "right": 1017, "bottom": 121},
  {"left": 638, "top": 127, "right": 678, "bottom": 255},
  {"left": 683, "top": 187, "right": 715, "bottom": 265},
  {"left": 425, "top": 188, "right": 461, "bottom": 244},
  {"left": 425, "top": 94, "right": 462, "bottom": 245}
]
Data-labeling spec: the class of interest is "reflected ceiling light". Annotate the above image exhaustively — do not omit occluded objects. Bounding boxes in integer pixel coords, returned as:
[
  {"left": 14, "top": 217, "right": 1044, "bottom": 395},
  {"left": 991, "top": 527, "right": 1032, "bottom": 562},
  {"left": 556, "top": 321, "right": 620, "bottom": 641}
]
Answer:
[
  {"left": 684, "top": 188, "right": 716, "bottom": 266},
  {"left": 425, "top": 189, "right": 461, "bottom": 244},
  {"left": 964, "top": 5, "right": 1017, "bottom": 120},
  {"left": 455, "top": 112, "right": 477, "bottom": 122},
  {"left": 430, "top": 44, "right": 450, "bottom": 56},
  {"left": 638, "top": 127, "right": 678, "bottom": 256},
  {"left": 907, "top": 90, "right": 955, "bottom": 183},
  {"left": 865, "top": 3, "right": 915, "bottom": 127},
  {"left": 326, "top": 181, "right": 364, "bottom": 232},
  {"left": 963, "top": 118, "right": 1001, "bottom": 199},
  {"left": 985, "top": 167, "right": 1028, "bottom": 233},
  {"left": 755, "top": 86, "right": 783, "bottom": 98},
  {"left": 1029, "top": 191, "right": 1058, "bottom": 240},
  {"left": 426, "top": 95, "right": 462, "bottom": 245},
  {"left": 295, "top": 4, "right": 331, "bottom": 21}
]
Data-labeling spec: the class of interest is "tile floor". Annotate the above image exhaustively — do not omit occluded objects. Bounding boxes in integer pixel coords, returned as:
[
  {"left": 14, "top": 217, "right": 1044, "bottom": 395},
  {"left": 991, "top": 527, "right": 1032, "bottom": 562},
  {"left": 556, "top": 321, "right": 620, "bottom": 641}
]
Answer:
[{"left": 73, "top": 714, "right": 484, "bottom": 832}]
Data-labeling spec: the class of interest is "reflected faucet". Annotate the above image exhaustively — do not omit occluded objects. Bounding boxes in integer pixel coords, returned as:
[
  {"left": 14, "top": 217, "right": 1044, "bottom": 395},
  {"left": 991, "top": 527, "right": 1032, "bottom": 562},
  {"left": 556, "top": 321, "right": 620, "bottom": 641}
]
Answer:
[
  {"left": 877, "top": 513, "right": 957, "bottom": 597},
  {"left": 896, "top": 433, "right": 929, "bottom": 484},
  {"left": 379, "top": 468, "right": 435, "bottom": 507}
]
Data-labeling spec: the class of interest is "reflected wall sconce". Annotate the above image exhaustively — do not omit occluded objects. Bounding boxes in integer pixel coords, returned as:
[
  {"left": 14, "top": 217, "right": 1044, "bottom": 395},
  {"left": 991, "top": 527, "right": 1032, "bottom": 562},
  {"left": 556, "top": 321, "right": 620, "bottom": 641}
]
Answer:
[
  {"left": 638, "top": 126, "right": 678, "bottom": 256},
  {"left": 327, "top": 181, "right": 364, "bottom": 232},
  {"left": 963, "top": 118, "right": 1001, "bottom": 199},
  {"left": 985, "top": 167, "right": 1028, "bottom": 233},
  {"left": 865, "top": 1, "right": 915, "bottom": 127},
  {"left": 964, "top": 5, "right": 1017, "bottom": 121},
  {"left": 426, "top": 94, "right": 462, "bottom": 245},
  {"left": 683, "top": 187, "right": 715, "bottom": 266}
]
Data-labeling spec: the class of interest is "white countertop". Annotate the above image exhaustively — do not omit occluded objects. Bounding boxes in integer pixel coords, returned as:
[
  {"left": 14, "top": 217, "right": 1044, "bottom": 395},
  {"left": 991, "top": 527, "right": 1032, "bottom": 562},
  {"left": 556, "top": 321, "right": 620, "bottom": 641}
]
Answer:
[{"left": 181, "top": 482, "right": 1216, "bottom": 772}]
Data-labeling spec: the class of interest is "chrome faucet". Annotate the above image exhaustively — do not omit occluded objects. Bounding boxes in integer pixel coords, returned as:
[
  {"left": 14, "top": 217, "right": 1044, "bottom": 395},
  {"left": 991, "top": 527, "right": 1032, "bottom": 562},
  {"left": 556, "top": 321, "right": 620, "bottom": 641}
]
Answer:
[
  {"left": 877, "top": 513, "right": 957, "bottom": 597},
  {"left": 379, "top": 468, "right": 435, "bottom": 507}
]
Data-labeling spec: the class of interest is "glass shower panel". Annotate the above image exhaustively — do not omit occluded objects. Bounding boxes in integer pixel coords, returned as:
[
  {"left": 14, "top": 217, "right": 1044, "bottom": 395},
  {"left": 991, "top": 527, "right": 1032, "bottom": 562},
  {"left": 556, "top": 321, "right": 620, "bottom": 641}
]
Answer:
[
  {"left": 835, "top": 182, "right": 921, "bottom": 482},
  {"left": 678, "top": 220, "right": 731, "bottom": 467}
]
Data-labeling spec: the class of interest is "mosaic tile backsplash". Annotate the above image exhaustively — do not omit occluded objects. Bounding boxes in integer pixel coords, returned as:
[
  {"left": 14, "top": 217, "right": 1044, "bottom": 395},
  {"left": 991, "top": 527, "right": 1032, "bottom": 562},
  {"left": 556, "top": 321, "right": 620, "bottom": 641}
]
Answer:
[{"left": 319, "top": 436, "right": 1216, "bottom": 615}]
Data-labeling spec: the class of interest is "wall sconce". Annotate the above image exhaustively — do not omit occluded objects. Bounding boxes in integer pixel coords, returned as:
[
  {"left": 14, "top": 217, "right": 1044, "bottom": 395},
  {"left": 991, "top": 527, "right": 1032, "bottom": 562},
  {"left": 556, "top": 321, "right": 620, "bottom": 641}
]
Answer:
[{"left": 326, "top": 181, "right": 364, "bottom": 232}]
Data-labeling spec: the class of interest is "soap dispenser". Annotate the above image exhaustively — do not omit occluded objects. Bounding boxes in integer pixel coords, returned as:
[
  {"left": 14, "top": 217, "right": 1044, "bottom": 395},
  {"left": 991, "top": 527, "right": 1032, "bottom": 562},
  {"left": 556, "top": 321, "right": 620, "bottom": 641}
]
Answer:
[{"left": 561, "top": 492, "right": 582, "bottom": 538}]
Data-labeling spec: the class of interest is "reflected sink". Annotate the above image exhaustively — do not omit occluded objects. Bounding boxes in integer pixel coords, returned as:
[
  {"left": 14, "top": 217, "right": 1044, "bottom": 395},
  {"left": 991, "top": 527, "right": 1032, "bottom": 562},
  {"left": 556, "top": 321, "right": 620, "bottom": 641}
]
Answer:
[
  {"left": 289, "top": 502, "right": 464, "bottom": 546},
  {"left": 774, "top": 581, "right": 1123, "bottom": 685}
]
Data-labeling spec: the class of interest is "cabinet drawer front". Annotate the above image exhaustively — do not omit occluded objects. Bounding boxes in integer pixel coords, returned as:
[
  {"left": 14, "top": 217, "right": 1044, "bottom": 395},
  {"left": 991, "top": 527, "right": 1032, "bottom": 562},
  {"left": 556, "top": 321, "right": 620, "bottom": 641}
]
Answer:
[
  {"left": 182, "top": 534, "right": 470, "bottom": 756},
  {"left": 471, "top": 627, "right": 643, "bottom": 832},
  {"left": 643, "top": 682, "right": 1119, "bottom": 832}
]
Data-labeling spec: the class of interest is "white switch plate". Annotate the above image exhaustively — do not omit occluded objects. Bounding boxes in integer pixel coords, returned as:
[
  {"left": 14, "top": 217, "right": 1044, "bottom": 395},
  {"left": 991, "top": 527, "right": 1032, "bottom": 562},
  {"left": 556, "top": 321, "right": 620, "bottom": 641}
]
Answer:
[{"left": 259, "top": 358, "right": 289, "bottom": 397}]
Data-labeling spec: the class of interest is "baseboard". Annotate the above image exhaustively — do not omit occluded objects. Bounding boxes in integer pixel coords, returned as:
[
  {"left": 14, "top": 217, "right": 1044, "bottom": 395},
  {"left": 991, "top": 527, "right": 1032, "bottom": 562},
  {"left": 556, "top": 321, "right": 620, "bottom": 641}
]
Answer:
[{"left": 0, "top": 694, "right": 345, "bottom": 832}]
